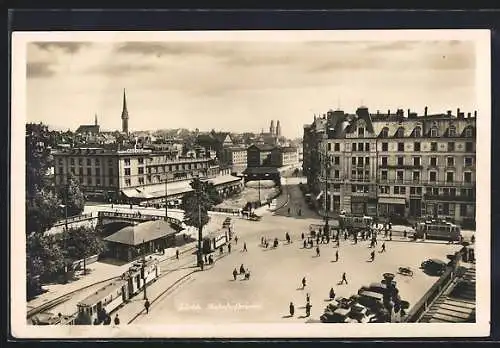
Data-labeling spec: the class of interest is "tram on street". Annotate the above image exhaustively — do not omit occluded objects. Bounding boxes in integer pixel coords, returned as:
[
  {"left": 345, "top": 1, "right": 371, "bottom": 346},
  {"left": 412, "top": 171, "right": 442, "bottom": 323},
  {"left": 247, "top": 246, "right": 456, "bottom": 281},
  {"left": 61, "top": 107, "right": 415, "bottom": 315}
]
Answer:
[
  {"left": 339, "top": 214, "right": 374, "bottom": 235},
  {"left": 414, "top": 219, "right": 462, "bottom": 242},
  {"left": 74, "top": 258, "right": 160, "bottom": 325}
]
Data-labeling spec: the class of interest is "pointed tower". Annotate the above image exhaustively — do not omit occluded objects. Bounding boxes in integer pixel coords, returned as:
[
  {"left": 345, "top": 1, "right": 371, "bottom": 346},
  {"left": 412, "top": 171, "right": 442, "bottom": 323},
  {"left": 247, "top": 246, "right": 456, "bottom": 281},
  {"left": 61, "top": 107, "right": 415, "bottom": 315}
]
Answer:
[
  {"left": 276, "top": 120, "right": 281, "bottom": 137},
  {"left": 121, "top": 89, "right": 129, "bottom": 134},
  {"left": 270, "top": 120, "right": 275, "bottom": 135},
  {"left": 94, "top": 113, "right": 98, "bottom": 126}
]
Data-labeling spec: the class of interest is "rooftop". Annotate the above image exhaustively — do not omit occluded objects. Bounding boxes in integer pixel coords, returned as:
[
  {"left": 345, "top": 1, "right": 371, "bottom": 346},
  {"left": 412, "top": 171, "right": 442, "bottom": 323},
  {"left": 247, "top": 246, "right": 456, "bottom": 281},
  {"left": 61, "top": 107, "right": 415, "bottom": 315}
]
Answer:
[{"left": 104, "top": 220, "right": 178, "bottom": 246}]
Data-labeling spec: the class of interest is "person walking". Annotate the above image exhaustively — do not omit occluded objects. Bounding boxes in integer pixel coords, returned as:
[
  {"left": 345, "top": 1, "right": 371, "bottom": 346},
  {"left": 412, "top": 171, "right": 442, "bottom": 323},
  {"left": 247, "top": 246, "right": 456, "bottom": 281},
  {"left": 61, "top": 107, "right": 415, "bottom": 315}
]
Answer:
[
  {"left": 228, "top": 243, "right": 232, "bottom": 253},
  {"left": 235, "top": 235, "right": 238, "bottom": 245},
  {"left": 289, "top": 302, "right": 295, "bottom": 317},
  {"left": 381, "top": 242, "right": 386, "bottom": 253},
  {"left": 243, "top": 242, "right": 247, "bottom": 252},
  {"left": 306, "top": 293, "right": 310, "bottom": 303},
  {"left": 316, "top": 246, "right": 320, "bottom": 257},
  {"left": 305, "top": 301, "right": 312, "bottom": 317},
  {"left": 389, "top": 231, "right": 392, "bottom": 241},
  {"left": 114, "top": 314, "right": 120, "bottom": 325},
  {"left": 335, "top": 250, "right": 339, "bottom": 262},
  {"left": 233, "top": 268, "right": 238, "bottom": 280},
  {"left": 144, "top": 299, "right": 150, "bottom": 314},
  {"left": 302, "top": 277, "right": 307, "bottom": 289},
  {"left": 370, "top": 250, "right": 375, "bottom": 262},
  {"left": 261, "top": 236, "right": 264, "bottom": 246},
  {"left": 336, "top": 239, "right": 340, "bottom": 248},
  {"left": 340, "top": 272, "right": 348, "bottom": 284},
  {"left": 303, "top": 239, "right": 307, "bottom": 249},
  {"left": 301, "top": 232, "right": 305, "bottom": 240},
  {"left": 176, "top": 249, "right": 179, "bottom": 260},
  {"left": 329, "top": 287, "right": 336, "bottom": 300}
]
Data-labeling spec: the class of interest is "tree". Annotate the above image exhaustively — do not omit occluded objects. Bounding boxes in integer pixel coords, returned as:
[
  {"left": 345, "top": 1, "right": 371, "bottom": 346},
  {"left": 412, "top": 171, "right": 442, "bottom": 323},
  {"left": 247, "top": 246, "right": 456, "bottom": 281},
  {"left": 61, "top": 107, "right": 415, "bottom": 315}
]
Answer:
[
  {"left": 26, "top": 123, "right": 53, "bottom": 197},
  {"left": 26, "top": 188, "right": 62, "bottom": 234},
  {"left": 59, "top": 173, "right": 85, "bottom": 216},
  {"left": 63, "top": 225, "right": 105, "bottom": 275},
  {"left": 180, "top": 177, "right": 216, "bottom": 267},
  {"left": 26, "top": 233, "right": 66, "bottom": 282}
]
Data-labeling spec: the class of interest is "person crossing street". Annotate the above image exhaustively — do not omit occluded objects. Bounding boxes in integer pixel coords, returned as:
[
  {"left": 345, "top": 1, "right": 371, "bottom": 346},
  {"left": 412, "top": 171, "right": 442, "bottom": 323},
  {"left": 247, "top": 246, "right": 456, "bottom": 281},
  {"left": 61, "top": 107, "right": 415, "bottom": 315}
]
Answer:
[
  {"left": 340, "top": 272, "right": 348, "bottom": 284},
  {"left": 144, "top": 299, "right": 150, "bottom": 314},
  {"left": 335, "top": 250, "right": 339, "bottom": 262},
  {"left": 381, "top": 242, "right": 386, "bottom": 253},
  {"left": 289, "top": 302, "right": 295, "bottom": 316}
]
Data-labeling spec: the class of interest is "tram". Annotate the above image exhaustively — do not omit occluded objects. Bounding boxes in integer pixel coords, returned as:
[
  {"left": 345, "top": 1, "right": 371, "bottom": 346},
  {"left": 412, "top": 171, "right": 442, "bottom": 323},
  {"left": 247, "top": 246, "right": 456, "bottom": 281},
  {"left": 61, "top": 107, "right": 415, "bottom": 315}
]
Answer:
[
  {"left": 75, "top": 258, "right": 160, "bottom": 325},
  {"left": 339, "top": 214, "right": 374, "bottom": 235},
  {"left": 414, "top": 219, "right": 462, "bottom": 242}
]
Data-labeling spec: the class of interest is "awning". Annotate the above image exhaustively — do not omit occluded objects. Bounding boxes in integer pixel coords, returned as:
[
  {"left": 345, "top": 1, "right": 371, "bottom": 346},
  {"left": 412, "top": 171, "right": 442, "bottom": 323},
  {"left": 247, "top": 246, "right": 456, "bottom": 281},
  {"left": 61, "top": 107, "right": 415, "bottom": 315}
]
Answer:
[{"left": 378, "top": 197, "right": 406, "bottom": 205}]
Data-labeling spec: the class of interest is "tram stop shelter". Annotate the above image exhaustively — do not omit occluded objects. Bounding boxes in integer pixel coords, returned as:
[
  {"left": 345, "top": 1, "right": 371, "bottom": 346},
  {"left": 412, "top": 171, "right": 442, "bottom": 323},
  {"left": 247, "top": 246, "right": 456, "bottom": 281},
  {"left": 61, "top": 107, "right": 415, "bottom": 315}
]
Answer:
[{"left": 104, "top": 220, "right": 178, "bottom": 261}]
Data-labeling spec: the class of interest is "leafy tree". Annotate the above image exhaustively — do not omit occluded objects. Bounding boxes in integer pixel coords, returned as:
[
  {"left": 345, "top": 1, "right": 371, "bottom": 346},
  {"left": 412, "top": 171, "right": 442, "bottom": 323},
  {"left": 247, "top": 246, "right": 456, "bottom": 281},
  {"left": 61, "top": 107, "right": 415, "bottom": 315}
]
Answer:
[
  {"left": 180, "top": 177, "right": 216, "bottom": 267},
  {"left": 59, "top": 173, "right": 85, "bottom": 216},
  {"left": 62, "top": 225, "right": 105, "bottom": 275},
  {"left": 26, "top": 188, "right": 62, "bottom": 234},
  {"left": 26, "top": 233, "right": 66, "bottom": 282},
  {"left": 26, "top": 123, "right": 53, "bottom": 196}
]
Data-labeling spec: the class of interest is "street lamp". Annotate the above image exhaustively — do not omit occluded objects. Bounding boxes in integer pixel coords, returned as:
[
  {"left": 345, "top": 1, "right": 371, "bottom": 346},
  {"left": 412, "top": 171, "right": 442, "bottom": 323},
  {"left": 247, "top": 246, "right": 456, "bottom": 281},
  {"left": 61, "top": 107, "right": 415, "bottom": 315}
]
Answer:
[
  {"left": 59, "top": 204, "right": 68, "bottom": 231},
  {"left": 142, "top": 239, "right": 147, "bottom": 300}
]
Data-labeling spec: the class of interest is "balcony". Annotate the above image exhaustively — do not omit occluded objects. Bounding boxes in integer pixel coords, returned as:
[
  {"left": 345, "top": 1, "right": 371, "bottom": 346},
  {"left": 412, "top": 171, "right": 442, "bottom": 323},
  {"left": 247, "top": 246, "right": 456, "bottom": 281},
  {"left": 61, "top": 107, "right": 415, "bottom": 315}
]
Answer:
[
  {"left": 380, "top": 164, "right": 423, "bottom": 169},
  {"left": 423, "top": 194, "right": 476, "bottom": 202}
]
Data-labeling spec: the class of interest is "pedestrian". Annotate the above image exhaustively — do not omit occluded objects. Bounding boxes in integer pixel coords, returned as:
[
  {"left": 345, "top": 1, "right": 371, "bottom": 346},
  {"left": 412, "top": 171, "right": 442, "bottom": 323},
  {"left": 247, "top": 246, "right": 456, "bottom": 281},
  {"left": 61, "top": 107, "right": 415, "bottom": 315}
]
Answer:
[
  {"left": 235, "top": 235, "right": 238, "bottom": 245},
  {"left": 243, "top": 242, "right": 247, "bottom": 252},
  {"left": 302, "top": 277, "right": 307, "bottom": 289},
  {"left": 111, "top": 203, "right": 114, "bottom": 209},
  {"left": 335, "top": 250, "right": 339, "bottom": 262},
  {"left": 471, "top": 235, "right": 475, "bottom": 244},
  {"left": 336, "top": 238, "right": 340, "bottom": 248},
  {"left": 114, "top": 314, "right": 120, "bottom": 325},
  {"left": 316, "top": 246, "right": 320, "bottom": 257},
  {"left": 288, "top": 207, "right": 291, "bottom": 215},
  {"left": 344, "top": 232, "right": 347, "bottom": 241},
  {"left": 303, "top": 239, "right": 307, "bottom": 249},
  {"left": 301, "top": 232, "right": 305, "bottom": 240},
  {"left": 228, "top": 243, "right": 232, "bottom": 253},
  {"left": 261, "top": 236, "right": 264, "bottom": 246},
  {"left": 233, "top": 268, "right": 238, "bottom": 280},
  {"left": 389, "top": 231, "right": 392, "bottom": 241},
  {"left": 289, "top": 302, "right": 295, "bottom": 316},
  {"left": 306, "top": 293, "right": 310, "bottom": 303},
  {"left": 144, "top": 299, "right": 150, "bottom": 314},
  {"left": 316, "top": 236, "right": 320, "bottom": 245},
  {"left": 370, "top": 250, "right": 375, "bottom": 262},
  {"left": 340, "top": 272, "right": 348, "bottom": 284},
  {"left": 403, "top": 230, "right": 407, "bottom": 239},
  {"left": 329, "top": 287, "right": 336, "bottom": 300},
  {"left": 305, "top": 302, "right": 312, "bottom": 317},
  {"left": 381, "top": 242, "right": 386, "bottom": 253}
]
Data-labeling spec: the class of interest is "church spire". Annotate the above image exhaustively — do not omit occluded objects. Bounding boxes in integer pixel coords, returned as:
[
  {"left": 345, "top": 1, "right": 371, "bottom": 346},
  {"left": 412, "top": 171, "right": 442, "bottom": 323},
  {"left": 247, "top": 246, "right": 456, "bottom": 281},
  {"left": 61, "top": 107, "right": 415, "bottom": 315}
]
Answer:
[
  {"left": 121, "top": 89, "right": 129, "bottom": 134},
  {"left": 95, "top": 113, "right": 98, "bottom": 126}
]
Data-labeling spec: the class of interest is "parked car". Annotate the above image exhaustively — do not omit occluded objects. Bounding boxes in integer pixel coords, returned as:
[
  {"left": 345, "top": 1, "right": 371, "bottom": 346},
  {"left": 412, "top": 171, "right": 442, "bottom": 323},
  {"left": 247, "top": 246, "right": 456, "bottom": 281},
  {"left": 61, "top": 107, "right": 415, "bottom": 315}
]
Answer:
[
  {"left": 345, "top": 303, "right": 378, "bottom": 323},
  {"left": 320, "top": 307, "right": 351, "bottom": 323},
  {"left": 358, "top": 282, "right": 394, "bottom": 296},
  {"left": 353, "top": 291, "right": 385, "bottom": 312},
  {"left": 421, "top": 258, "right": 447, "bottom": 276}
]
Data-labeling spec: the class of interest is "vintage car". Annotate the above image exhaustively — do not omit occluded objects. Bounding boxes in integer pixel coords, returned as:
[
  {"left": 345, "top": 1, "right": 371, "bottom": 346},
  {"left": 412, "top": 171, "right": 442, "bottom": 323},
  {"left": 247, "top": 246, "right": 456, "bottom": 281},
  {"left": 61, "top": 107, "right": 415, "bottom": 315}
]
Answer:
[
  {"left": 320, "top": 307, "right": 351, "bottom": 323},
  {"left": 421, "top": 258, "right": 447, "bottom": 276},
  {"left": 345, "top": 303, "right": 378, "bottom": 323}
]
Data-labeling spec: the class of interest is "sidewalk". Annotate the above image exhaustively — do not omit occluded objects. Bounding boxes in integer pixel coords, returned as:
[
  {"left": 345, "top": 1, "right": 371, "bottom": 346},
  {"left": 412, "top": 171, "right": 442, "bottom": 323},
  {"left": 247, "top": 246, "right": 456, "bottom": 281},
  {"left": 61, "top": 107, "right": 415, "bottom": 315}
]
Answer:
[{"left": 27, "top": 242, "right": 195, "bottom": 312}]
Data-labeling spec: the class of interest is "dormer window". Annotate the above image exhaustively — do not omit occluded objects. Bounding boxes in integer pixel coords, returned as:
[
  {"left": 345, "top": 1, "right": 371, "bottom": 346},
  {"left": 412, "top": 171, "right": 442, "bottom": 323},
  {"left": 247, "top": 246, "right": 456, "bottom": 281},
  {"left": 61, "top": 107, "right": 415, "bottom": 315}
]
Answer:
[
  {"left": 430, "top": 127, "right": 439, "bottom": 137},
  {"left": 413, "top": 126, "right": 421, "bottom": 137},
  {"left": 395, "top": 127, "right": 405, "bottom": 138},
  {"left": 380, "top": 127, "right": 389, "bottom": 138},
  {"left": 465, "top": 127, "right": 473, "bottom": 137},
  {"left": 358, "top": 127, "right": 365, "bottom": 137},
  {"left": 448, "top": 125, "right": 457, "bottom": 137}
]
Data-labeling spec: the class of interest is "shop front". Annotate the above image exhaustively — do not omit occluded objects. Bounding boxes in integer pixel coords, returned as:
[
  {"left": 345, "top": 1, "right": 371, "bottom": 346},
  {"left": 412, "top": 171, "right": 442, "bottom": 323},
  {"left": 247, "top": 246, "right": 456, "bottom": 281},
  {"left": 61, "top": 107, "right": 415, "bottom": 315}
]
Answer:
[{"left": 377, "top": 197, "right": 406, "bottom": 218}]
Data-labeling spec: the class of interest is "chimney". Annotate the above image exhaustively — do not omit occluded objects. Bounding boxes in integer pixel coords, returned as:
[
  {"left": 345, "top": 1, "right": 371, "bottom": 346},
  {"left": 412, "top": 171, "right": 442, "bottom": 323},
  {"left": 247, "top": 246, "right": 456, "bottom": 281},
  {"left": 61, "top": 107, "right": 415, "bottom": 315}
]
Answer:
[
  {"left": 474, "top": 110, "right": 477, "bottom": 118},
  {"left": 388, "top": 109, "right": 391, "bottom": 116},
  {"left": 424, "top": 106, "right": 428, "bottom": 116},
  {"left": 457, "top": 108, "right": 460, "bottom": 117},
  {"left": 447, "top": 110, "right": 452, "bottom": 116},
  {"left": 408, "top": 109, "right": 411, "bottom": 117}
]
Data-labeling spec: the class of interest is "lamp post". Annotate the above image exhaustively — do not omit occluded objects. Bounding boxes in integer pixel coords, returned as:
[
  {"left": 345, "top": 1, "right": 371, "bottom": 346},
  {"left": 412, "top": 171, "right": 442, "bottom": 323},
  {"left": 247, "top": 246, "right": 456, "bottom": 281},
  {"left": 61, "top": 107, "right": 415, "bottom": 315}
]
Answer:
[
  {"left": 142, "top": 239, "right": 147, "bottom": 300},
  {"left": 323, "top": 148, "right": 330, "bottom": 235}
]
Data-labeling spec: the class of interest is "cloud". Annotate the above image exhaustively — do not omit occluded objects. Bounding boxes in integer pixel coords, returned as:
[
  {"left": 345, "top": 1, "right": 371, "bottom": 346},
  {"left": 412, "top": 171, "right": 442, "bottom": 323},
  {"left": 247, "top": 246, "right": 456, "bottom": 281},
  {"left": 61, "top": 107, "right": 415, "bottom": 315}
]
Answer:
[
  {"left": 87, "top": 62, "right": 156, "bottom": 76},
  {"left": 26, "top": 61, "right": 55, "bottom": 78},
  {"left": 114, "top": 42, "right": 235, "bottom": 58},
  {"left": 34, "top": 42, "right": 91, "bottom": 54}
]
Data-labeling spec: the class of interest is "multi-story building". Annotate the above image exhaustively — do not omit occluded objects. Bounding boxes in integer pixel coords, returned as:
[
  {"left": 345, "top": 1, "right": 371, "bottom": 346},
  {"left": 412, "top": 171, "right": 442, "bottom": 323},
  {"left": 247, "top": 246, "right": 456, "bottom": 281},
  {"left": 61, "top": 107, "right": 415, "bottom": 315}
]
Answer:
[
  {"left": 247, "top": 144, "right": 275, "bottom": 167},
  {"left": 304, "top": 106, "right": 476, "bottom": 224},
  {"left": 222, "top": 145, "right": 248, "bottom": 175},
  {"left": 53, "top": 147, "right": 217, "bottom": 202},
  {"left": 271, "top": 146, "right": 299, "bottom": 167}
]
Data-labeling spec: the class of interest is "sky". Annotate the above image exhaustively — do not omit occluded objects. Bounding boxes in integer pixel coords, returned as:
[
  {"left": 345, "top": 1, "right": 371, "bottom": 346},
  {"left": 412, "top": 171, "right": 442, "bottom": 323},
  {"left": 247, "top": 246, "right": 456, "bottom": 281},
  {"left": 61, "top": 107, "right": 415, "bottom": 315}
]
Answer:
[{"left": 26, "top": 39, "right": 477, "bottom": 138}]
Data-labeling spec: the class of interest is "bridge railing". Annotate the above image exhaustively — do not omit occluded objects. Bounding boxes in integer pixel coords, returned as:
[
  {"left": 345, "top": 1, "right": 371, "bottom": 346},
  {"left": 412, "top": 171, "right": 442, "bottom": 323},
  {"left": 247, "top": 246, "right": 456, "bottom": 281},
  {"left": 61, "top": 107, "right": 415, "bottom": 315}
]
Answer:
[
  {"left": 403, "top": 248, "right": 465, "bottom": 322},
  {"left": 53, "top": 213, "right": 94, "bottom": 227},
  {"left": 97, "top": 211, "right": 184, "bottom": 227}
]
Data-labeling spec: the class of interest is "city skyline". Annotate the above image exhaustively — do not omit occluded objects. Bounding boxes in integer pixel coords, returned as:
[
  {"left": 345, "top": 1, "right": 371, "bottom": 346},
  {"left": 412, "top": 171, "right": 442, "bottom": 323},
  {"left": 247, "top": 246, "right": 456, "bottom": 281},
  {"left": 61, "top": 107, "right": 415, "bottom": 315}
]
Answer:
[{"left": 26, "top": 38, "right": 478, "bottom": 138}]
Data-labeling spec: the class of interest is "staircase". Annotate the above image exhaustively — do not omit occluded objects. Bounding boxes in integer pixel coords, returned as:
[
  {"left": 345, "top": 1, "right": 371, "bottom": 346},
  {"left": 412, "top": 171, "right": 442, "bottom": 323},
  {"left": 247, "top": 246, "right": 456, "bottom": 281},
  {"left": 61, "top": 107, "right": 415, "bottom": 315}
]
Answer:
[{"left": 419, "top": 265, "right": 476, "bottom": 323}]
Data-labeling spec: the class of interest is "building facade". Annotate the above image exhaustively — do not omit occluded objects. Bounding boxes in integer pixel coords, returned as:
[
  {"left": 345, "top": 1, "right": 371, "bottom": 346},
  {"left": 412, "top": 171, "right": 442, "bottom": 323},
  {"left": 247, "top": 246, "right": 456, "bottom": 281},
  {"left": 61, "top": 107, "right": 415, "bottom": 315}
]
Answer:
[
  {"left": 247, "top": 144, "right": 275, "bottom": 167},
  {"left": 304, "top": 107, "right": 476, "bottom": 224},
  {"left": 53, "top": 147, "right": 216, "bottom": 202},
  {"left": 271, "top": 146, "right": 299, "bottom": 167}
]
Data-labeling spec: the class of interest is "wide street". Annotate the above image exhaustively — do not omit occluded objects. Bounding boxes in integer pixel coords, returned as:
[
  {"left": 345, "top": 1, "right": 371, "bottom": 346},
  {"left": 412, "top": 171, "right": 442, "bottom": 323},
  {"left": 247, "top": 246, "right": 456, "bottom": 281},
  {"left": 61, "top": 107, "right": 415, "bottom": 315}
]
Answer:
[{"left": 130, "top": 177, "right": 462, "bottom": 324}]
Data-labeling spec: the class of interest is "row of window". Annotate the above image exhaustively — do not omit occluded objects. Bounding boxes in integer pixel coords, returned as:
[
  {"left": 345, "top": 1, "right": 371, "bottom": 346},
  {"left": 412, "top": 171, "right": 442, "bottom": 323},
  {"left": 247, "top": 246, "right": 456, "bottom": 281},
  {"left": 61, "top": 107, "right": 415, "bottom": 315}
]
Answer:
[
  {"left": 63, "top": 157, "right": 114, "bottom": 166},
  {"left": 123, "top": 172, "right": 194, "bottom": 187},
  {"left": 64, "top": 167, "right": 113, "bottom": 176},
  {"left": 378, "top": 186, "right": 474, "bottom": 197},
  {"left": 326, "top": 141, "right": 474, "bottom": 153},
  {"left": 380, "top": 170, "right": 473, "bottom": 183},
  {"left": 357, "top": 125, "right": 474, "bottom": 138},
  {"left": 380, "top": 156, "right": 474, "bottom": 167},
  {"left": 58, "top": 176, "right": 115, "bottom": 186}
]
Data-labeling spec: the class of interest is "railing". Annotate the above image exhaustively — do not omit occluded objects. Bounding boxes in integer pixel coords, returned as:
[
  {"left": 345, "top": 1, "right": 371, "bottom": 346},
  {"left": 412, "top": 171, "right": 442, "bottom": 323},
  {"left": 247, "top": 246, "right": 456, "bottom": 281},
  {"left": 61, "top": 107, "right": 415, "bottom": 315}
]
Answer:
[
  {"left": 403, "top": 249, "right": 464, "bottom": 322},
  {"left": 97, "top": 211, "right": 183, "bottom": 227},
  {"left": 53, "top": 213, "right": 94, "bottom": 226}
]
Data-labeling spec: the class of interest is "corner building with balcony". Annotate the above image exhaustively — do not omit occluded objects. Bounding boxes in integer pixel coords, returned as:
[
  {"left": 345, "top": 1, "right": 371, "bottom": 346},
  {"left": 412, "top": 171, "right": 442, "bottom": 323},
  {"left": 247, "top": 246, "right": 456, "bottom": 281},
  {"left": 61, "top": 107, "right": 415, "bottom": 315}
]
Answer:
[{"left": 305, "top": 106, "right": 476, "bottom": 225}]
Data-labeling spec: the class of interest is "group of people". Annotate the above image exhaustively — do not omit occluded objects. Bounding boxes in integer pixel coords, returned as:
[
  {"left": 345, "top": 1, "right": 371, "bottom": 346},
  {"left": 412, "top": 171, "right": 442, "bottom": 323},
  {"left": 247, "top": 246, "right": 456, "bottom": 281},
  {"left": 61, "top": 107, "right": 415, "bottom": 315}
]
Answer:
[{"left": 232, "top": 264, "right": 251, "bottom": 280}]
